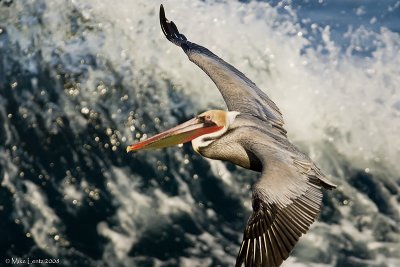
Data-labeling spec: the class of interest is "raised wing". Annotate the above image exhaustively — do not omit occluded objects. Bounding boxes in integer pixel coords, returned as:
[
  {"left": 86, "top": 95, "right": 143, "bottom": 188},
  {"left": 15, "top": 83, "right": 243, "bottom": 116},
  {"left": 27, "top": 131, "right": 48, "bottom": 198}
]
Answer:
[
  {"left": 159, "top": 5, "right": 285, "bottom": 134},
  {"left": 235, "top": 139, "right": 336, "bottom": 267}
]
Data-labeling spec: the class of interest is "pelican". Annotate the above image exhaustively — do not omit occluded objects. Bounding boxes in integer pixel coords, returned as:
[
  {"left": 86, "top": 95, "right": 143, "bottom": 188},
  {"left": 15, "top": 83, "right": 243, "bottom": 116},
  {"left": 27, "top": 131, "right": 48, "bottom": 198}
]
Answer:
[{"left": 127, "top": 5, "right": 336, "bottom": 267}]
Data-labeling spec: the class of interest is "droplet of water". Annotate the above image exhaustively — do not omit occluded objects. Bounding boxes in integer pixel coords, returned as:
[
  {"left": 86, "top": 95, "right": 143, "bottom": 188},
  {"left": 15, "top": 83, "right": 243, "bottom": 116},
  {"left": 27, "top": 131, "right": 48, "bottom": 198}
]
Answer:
[{"left": 81, "top": 107, "right": 90, "bottom": 115}]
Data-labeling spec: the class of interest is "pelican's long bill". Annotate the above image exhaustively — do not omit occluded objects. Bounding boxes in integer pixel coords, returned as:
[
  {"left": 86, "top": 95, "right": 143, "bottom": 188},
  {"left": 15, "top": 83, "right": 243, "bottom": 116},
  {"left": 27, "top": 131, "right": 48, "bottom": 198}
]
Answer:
[{"left": 126, "top": 117, "right": 223, "bottom": 152}]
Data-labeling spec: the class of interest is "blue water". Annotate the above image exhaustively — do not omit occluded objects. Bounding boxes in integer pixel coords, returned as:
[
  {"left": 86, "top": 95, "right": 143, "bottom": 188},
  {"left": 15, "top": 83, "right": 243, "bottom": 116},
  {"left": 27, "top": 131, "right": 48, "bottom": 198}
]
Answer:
[{"left": 1, "top": 0, "right": 399, "bottom": 267}]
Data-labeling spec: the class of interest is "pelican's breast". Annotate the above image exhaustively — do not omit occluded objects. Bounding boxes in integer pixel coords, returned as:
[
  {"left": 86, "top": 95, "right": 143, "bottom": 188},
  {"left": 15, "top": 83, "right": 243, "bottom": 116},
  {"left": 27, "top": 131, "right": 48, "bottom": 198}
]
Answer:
[{"left": 196, "top": 127, "right": 263, "bottom": 172}]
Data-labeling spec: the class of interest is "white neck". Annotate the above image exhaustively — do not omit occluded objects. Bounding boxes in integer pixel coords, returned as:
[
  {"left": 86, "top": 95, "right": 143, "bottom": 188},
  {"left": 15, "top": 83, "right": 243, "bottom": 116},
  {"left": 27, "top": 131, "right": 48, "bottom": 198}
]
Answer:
[
  {"left": 191, "top": 127, "right": 226, "bottom": 153},
  {"left": 191, "top": 111, "right": 239, "bottom": 153}
]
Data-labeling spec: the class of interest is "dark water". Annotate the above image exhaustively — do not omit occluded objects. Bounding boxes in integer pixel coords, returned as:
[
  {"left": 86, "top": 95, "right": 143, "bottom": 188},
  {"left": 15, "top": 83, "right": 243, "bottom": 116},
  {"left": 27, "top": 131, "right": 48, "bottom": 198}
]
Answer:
[{"left": 1, "top": 0, "right": 399, "bottom": 267}]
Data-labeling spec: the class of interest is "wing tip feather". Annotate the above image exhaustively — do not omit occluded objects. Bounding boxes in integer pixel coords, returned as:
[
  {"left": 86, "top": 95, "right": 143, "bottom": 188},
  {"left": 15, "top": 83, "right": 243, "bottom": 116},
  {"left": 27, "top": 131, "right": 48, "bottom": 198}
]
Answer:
[{"left": 159, "top": 4, "right": 188, "bottom": 48}]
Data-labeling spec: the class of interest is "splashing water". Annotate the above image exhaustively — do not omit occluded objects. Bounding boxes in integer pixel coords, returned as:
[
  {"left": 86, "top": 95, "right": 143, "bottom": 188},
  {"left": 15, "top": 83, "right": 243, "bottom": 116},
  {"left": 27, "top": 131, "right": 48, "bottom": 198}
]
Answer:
[{"left": 1, "top": 0, "right": 399, "bottom": 266}]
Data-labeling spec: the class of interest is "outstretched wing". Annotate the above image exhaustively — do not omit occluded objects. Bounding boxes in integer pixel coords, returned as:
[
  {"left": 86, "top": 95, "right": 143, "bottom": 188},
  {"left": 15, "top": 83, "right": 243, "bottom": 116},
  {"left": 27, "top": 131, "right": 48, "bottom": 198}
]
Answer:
[
  {"left": 236, "top": 141, "right": 336, "bottom": 267},
  {"left": 236, "top": 181, "right": 322, "bottom": 267},
  {"left": 159, "top": 5, "right": 285, "bottom": 133}
]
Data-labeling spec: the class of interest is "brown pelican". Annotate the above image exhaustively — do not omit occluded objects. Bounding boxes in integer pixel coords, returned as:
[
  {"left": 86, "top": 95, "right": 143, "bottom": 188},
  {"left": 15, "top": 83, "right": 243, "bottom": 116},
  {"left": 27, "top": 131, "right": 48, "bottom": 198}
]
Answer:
[{"left": 127, "top": 5, "right": 336, "bottom": 267}]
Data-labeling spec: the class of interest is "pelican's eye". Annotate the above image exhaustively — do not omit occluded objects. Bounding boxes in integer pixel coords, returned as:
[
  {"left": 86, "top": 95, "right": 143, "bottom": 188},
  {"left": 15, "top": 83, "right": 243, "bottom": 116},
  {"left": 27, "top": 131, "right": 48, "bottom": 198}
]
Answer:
[{"left": 198, "top": 114, "right": 213, "bottom": 125}]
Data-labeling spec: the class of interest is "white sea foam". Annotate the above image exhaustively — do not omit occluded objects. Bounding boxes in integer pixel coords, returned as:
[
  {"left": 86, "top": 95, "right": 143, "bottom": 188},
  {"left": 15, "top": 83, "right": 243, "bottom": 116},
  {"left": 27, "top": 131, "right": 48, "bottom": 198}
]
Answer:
[
  {"left": 98, "top": 165, "right": 199, "bottom": 264},
  {"left": 23, "top": 181, "right": 62, "bottom": 256},
  {"left": 3, "top": 0, "right": 399, "bottom": 266}
]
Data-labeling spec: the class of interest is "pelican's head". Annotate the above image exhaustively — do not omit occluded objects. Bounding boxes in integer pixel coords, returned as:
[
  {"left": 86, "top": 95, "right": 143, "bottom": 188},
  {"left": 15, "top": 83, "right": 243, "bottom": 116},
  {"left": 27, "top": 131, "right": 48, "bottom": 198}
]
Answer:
[{"left": 126, "top": 110, "right": 239, "bottom": 153}]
